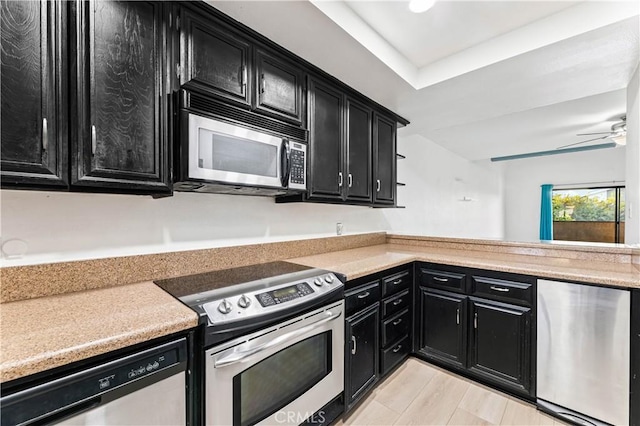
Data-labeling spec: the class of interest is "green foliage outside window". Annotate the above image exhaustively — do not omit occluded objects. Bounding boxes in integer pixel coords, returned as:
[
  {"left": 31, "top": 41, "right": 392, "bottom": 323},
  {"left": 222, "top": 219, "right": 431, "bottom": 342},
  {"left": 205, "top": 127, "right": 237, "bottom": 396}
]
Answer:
[{"left": 552, "top": 194, "right": 624, "bottom": 221}]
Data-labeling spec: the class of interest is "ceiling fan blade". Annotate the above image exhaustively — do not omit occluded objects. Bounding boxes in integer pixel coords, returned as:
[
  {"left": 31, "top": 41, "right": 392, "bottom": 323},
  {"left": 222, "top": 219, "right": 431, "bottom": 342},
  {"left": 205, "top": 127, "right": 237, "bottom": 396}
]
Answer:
[
  {"left": 576, "top": 132, "right": 612, "bottom": 136},
  {"left": 557, "top": 136, "right": 608, "bottom": 149}
]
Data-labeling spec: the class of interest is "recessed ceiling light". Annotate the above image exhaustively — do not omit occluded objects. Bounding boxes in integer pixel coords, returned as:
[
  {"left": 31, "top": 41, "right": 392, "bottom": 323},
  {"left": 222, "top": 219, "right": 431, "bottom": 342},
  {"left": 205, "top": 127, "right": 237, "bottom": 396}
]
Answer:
[{"left": 409, "top": 0, "right": 437, "bottom": 13}]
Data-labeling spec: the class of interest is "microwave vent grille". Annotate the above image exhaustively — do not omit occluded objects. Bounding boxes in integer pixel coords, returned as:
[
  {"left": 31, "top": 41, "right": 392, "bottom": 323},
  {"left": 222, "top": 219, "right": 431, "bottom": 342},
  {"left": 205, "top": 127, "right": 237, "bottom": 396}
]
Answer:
[{"left": 188, "top": 93, "right": 307, "bottom": 142}]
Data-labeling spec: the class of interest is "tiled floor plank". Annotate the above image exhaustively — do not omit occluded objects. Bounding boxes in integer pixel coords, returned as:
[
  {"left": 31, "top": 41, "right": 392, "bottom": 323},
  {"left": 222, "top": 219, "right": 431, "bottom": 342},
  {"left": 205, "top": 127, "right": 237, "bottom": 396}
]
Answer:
[{"left": 458, "top": 383, "right": 509, "bottom": 424}]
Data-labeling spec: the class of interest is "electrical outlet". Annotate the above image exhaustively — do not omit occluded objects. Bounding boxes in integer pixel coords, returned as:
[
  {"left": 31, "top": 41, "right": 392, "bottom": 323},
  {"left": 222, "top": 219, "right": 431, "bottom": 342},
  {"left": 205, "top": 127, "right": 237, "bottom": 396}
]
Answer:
[{"left": 336, "top": 223, "right": 343, "bottom": 235}]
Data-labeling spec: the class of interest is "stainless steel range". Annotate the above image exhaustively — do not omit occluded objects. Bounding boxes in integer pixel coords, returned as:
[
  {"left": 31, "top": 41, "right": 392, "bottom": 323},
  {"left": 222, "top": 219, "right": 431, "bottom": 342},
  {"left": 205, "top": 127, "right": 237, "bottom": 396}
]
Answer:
[{"left": 156, "top": 262, "right": 345, "bottom": 426}]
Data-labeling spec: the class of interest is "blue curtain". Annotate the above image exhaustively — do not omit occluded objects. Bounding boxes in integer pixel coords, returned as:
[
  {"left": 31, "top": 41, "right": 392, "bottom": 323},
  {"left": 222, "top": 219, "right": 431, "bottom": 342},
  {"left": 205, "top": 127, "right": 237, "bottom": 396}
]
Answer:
[{"left": 540, "top": 184, "right": 553, "bottom": 240}]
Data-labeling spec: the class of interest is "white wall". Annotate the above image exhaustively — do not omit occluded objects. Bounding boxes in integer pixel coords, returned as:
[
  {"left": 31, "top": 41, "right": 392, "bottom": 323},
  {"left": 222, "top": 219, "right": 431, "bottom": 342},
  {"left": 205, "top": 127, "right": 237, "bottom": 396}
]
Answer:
[
  {"left": 625, "top": 64, "right": 639, "bottom": 245},
  {"left": 384, "top": 133, "right": 504, "bottom": 239},
  {"left": 0, "top": 190, "right": 392, "bottom": 266},
  {"left": 503, "top": 147, "right": 626, "bottom": 242}
]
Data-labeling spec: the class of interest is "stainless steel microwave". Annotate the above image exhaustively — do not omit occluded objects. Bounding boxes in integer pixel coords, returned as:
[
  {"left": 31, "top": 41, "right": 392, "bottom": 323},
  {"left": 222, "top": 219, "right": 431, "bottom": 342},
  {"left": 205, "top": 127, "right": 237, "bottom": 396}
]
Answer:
[{"left": 175, "top": 113, "right": 307, "bottom": 195}]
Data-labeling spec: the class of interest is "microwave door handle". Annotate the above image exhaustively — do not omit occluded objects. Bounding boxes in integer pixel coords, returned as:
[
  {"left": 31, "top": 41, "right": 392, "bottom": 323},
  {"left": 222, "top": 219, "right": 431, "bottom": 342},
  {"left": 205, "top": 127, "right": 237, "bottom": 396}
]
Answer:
[{"left": 280, "top": 139, "right": 291, "bottom": 188}]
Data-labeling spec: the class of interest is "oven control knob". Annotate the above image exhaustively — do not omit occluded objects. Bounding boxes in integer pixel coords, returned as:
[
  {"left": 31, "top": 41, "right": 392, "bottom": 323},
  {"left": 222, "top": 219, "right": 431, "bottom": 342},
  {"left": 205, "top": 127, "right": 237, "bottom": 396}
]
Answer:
[
  {"left": 324, "top": 275, "right": 334, "bottom": 284},
  {"left": 237, "top": 295, "right": 252, "bottom": 309},
  {"left": 314, "top": 278, "right": 323, "bottom": 287},
  {"left": 218, "top": 299, "right": 233, "bottom": 314}
]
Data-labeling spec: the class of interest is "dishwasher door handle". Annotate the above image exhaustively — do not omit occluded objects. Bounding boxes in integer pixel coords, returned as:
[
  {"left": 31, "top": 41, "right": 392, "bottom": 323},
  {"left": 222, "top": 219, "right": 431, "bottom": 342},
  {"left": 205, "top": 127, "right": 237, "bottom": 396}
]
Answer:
[{"left": 214, "top": 310, "right": 342, "bottom": 367}]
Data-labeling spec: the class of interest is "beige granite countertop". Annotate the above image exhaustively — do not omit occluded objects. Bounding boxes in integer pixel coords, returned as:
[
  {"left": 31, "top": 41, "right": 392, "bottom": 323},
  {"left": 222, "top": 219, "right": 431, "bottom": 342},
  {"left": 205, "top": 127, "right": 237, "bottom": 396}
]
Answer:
[
  {"left": 0, "top": 282, "right": 198, "bottom": 383},
  {"left": 289, "top": 244, "right": 640, "bottom": 289}
]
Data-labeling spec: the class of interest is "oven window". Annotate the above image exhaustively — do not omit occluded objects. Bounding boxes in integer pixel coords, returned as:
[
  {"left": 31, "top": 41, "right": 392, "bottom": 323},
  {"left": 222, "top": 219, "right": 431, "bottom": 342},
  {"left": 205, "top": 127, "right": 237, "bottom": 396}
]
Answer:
[
  {"left": 233, "top": 331, "right": 332, "bottom": 426},
  {"left": 198, "top": 129, "right": 278, "bottom": 177}
]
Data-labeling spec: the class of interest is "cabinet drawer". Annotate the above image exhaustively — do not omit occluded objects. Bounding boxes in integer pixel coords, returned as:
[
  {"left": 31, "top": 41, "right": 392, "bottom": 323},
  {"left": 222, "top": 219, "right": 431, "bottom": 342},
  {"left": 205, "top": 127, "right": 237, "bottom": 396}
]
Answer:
[
  {"left": 382, "top": 309, "right": 410, "bottom": 347},
  {"left": 419, "top": 268, "right": 466, "bottom": 293},
  {"left": 345, "top": 281, "right": 380, "bottom": 315},
  {"left": 382, "top": 271, "right": 410, "bottom": 297},
  {"left": 470, "top": 276, "right": 532, "bottom": 306},
  {"left": 382, "top": 289, "right": 410, "bottom": 318},
  {"left": 381, "top": 335, "right": 410, "bottom": 375}
]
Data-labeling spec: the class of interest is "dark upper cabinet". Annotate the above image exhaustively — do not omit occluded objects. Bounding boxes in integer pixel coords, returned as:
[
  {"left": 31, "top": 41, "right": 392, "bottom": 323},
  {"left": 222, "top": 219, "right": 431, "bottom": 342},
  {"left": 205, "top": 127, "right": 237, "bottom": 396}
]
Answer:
[
  {"left": 345, "top": 98, "right": 372, "bottom": 202},
  {"left": 373, "top": 113, "right": 396, "bottom": 204},
  {"left": 254, "top": 48, "right": 304, "bottom": 125},
  {"left": 345, "top": 303, "right": 380, "bottom": 410},
  {"left": 181, "top": 7, "right": 251, "bottom": 108},
  {"left": 307, "top": 77, "right": 344, "bottom": 199},
  {"left": 71, "top": 0, "right": 170, "bottom": 193},
  {"left": 419, "top": 288, "right": 467, "bottom": 370},
  {"left": 468, "top": 298, "right": 531, "bottom": 393},
  {"left": 1, "top": 0, "right": 67, "bottom": 187}
]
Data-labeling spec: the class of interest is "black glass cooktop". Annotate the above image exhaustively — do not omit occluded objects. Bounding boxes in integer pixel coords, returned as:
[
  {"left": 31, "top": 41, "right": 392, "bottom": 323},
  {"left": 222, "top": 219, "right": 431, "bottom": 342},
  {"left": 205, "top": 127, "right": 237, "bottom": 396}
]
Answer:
[{"left": 155, "top": 261, "right": 313, "bottom": 300}]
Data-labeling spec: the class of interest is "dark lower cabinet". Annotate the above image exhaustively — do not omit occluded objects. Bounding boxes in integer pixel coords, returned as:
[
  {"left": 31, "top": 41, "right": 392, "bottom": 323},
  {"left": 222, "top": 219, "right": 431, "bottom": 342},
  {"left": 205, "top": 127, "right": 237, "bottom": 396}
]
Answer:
[
  {"left": 1, "top": 0, "right": 68, "bottom": 187},
  {"left": 468, "top": 298, "right": 531, "bottom": 394},
  {"left": 71, "top": 0, "right": 171, "bottom": 193},
  {"left": 419, "top": 288, "right": 467, "bottom": 369},
  {"left": 345, "top": 303, "right": 379, "bottom": 410}
]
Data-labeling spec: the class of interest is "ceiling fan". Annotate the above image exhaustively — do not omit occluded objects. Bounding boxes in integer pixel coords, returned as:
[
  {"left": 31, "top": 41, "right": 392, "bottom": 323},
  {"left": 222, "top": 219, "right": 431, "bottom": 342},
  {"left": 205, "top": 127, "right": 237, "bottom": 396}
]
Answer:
[
  {"left": 557, "top": 115, "right": 627, "bottom": 149},
  {"left": 491, "top": 115, "right": 627, "bottom": 162}
]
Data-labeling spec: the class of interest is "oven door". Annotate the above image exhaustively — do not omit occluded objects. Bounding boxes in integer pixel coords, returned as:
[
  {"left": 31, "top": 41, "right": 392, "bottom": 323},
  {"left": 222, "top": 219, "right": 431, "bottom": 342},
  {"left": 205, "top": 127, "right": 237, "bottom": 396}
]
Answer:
[
  {"left": 188, "top": 113, "right": 287, "bottom": 189},
  {"left": 205, "top": 301, "right": 344, "bottom": 426}
]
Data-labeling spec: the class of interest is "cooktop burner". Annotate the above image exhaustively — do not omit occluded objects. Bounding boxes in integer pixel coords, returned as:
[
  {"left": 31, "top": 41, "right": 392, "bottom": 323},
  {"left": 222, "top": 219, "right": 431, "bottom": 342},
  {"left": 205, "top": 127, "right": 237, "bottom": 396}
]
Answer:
[{"left": 155, "top": 261, "right": 344, "bottom": 333}]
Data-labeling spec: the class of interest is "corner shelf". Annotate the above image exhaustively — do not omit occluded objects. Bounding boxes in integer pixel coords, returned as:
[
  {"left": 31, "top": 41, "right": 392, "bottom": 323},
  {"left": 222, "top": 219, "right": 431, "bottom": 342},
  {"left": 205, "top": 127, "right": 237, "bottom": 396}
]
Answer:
[
  {"left": 396, "top": 153, "right": 406, "bottom": 160},
  {"left": 396, "top": 182, "right": 406, "bottom": 186}
]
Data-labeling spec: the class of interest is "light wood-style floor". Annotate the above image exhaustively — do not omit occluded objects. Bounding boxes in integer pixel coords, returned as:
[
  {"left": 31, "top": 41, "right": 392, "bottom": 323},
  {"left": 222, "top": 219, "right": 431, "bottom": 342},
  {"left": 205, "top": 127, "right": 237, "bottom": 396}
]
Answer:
[{"left": 337, "top": 358, "right": 568, "bottom": 426}]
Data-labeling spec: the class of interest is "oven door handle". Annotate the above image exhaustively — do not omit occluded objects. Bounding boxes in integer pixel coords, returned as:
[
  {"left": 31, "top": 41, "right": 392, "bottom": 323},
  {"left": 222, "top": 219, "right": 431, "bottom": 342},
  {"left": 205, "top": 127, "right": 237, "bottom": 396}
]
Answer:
[{"left": 213, "top": 310, "right": 342, "bottom": 368}]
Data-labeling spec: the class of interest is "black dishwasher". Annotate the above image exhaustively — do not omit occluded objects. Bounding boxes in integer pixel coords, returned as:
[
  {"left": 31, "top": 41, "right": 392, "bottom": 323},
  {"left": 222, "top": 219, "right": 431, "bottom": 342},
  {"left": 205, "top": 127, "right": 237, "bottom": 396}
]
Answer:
[{"left": 1, "top": 338, "right": 188, "bottom": 426}]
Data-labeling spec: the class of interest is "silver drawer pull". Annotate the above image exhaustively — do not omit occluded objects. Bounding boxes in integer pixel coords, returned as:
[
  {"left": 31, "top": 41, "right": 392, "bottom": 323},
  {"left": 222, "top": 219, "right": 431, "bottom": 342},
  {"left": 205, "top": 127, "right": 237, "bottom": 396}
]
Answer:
[
  {"left": 433, "top": 276, "right": 449, "bottom": 283},
  {"left": 490, "top": 286, "right": 510, "bottom": 292},
  {"left": 392, "top": 279, "right": 402, "bottom": 285},
  {"left": 392, "top": 298, "right": 403, "bottom": 306},
  {"left": 351, "top": 336, "right": 357, "bottom": 355},
  {"left": 357, "top": 291, "right": 370, "bottom": 299},
  {"left": 474, "top": 312, "right": 478, "bottom": 329},
  {"left": 91, "top": 125, "right": 97, "bottom": 155},
  {"left": 456, "top": 308, "right": 460, "bottom": 325},
  {"left": 392, "top": 345, "right": 402, "bottom": 353},
  {"left": 392, "top": 318, "right": 403, "bottom": 326},
  {"left": 42, "top": 118, "right": 48, "bottom": 150},
  {"left": 338, "top": 172, "right": 343, "bottom": 187},
  {"left": 348, "top": 173, "right": 353, "bottom": 188},
  {"left": 376, "top": 179, "right": 381, "bottom": 192}
]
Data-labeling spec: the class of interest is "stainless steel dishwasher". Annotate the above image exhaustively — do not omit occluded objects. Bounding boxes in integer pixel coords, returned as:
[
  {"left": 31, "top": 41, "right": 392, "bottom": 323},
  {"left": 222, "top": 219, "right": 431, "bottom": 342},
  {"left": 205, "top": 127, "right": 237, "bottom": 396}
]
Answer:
[
  {"left": 1, "top": 339, "right": 187, "bottom": 426},
  {"left": 537, "top": 279, "right": 630, "bottom": 426}
]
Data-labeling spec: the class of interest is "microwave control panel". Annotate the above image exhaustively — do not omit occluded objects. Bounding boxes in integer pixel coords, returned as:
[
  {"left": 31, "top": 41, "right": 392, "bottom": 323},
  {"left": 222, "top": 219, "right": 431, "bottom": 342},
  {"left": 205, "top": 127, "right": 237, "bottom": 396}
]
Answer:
[{"left": 289, "top": 143, "right": 306, "bottom": 187}]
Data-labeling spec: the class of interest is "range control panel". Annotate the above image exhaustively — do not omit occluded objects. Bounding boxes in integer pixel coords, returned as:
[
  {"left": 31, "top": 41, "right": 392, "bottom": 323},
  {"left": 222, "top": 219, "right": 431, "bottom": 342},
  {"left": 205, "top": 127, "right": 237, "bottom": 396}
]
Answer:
[{"left": 202, "top": 272, "right": 340, "bottom": 325}]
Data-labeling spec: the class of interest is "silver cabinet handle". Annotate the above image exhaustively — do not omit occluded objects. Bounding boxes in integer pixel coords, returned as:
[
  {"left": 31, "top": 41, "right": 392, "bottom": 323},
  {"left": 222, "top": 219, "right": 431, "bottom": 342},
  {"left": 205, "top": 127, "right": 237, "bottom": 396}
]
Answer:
[
  {"left": 175, "top": 63, "right": 181, "bottom": 79},
  {"left": 433, "top": 276, "right": 449, "bottom": 283},
  {"left": 474, "top": 312, "right": 478, "bottom": 329},
  {"left": 351, "top": 335, "right": 357, "bottom": 355},
  {"left": 338, "top": 172, "right": 343, "bottom": 187},
  {"left": 376, "top": 179, "right": 381, "bottom": 192},
  {"left": 215, "top": 310, "right": 342, "bottom": 367},
  {"left": 392, "top": 318, "right": 402, "bottom": 326},
  {"left": 243, "top": 66, "right": 247, "bottom": 92},
  {"left": 42, "top": 118, "right": 48, "bottom": 150},
  {"left": 393, "top": 298, "right": 403, "bottom": 306},
  {"left": 261, "top": 73, "right": 265, "bottom": 93},
  {"left": 91, "top": 125, "right": 97, "bottom": 155},
  {"left": 348, "top": 173, "right": 353, "bottom": 188},
  {"left": 392, "top": 344, "right": 402, "bottom": 353},
  {"left": 357, "top": 291, "right": 370, "bottom": 299},
  {"left": 392, "top": 279, "right": 402, "bottom": 285},
  {"left": 456, "top": 308, "right": 460, "bottom": 325},
  {"left": 490, "top": 286, "right": 510, "bottom": 292}
]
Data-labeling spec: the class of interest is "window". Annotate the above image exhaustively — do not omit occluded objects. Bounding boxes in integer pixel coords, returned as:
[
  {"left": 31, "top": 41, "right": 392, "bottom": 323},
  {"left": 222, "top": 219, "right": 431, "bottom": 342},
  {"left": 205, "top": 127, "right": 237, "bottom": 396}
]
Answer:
[{"left": 552, "top": 186, "right": 625, "bottom": 243}]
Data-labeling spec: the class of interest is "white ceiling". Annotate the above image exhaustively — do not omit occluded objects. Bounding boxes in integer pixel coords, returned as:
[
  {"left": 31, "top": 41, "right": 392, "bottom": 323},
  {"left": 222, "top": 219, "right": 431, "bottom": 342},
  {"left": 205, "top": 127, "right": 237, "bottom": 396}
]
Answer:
[
  {"left": 344, "top": 1, "right": 579, "bottom": 68},
  {"left": 211, "top": 0, "right": 640, "bottom": 162}
]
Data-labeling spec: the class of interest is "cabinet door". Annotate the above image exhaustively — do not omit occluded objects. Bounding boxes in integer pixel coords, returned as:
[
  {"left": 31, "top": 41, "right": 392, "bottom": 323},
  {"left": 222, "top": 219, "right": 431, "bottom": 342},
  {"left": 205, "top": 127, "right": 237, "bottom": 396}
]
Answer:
[
  {"left": 307, "top": 77, "right": 344, "bottom": 199},
  {"left": 181, "top": 7, "right": 251, "bottom": 108},
  {"left": 419, "top": 288, "right": 467, "bottom": 369},
  {"left": 346, "top": 98, "right": 372, "bottom": 202},
  {"left": 254, "top": 48, "right": 304, "bottom": 125},
  {"left": 1, "top": 0, "right": 67, "bottom": 187},
  {"left": 345, "top": 303, "right": 379, "bottom": 410},
  {"left": 468, "top": 298, "right": 531, "bottom": 394},
  {"left": 373, "top": 113, "right": 396, "bottom": 204},
  {"left": 72, "top": 0, "right": 170, "bottom": 193}
]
